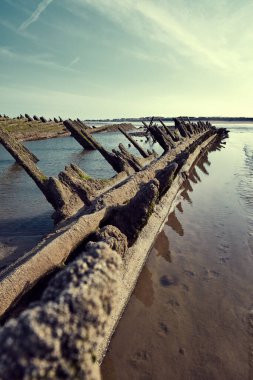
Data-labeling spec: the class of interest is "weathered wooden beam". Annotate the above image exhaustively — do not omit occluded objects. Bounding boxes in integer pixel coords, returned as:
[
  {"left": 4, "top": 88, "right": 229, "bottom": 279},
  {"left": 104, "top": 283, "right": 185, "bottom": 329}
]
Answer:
[
  {"left": 76, "top": 119, "right": 90, "bottom": 130},
  {"left": 0, "top": 128, "right": 39, "bottom": 164},
  {"left": 0, "top": 128, "right": 48, "bottom": 195},
  {"left": 0, "top": 128, "right": 82, "bottom": 218},
  {"left": 142, "top": 120, "right": 150, "bottom": 130},
  {"left": 64, "top": 119, "right": 96, "bottom": 150},
  {"left": 24, "top": 114, "right": 33, "bottom": 121},
  {"left": 64, "top": 120, "right": 134, "bottom": 174},
  {"left": 59, "top": 163, "right": 129, "bottom": 207},
  {"left": 161, "top": 127, "right": 177, "bottom": 148},
  {"left": 174, "top": 118, "right": 191, "bottom": 138},
  {"left": 143, "top": 119, "right": 178, "bottom": 148},
  {"left": 117, "top": 143, "right": 143, "bottom": 171},
  {"left": 0, "top": 129, "right": 221, "bottom": 318},
  {"left": 149, "top": 116, "right": 154, "bottom": 127},
  {"left": 59, "top": 165, "right": 98, "bottom": 205},
  {"left": 149, "top": 124, "right": 175, "bottom": 152},
  {"left": 118, "top": 127, "right": 149, "bottom": 158},
  {"left": 105, "top": 179, "right": 159, "bottom": 245},
  {"left": 40, "top": 116, "right": 47, "bottom": 123},
  {"left": 158, "top": 119, "right": 179, "bottom": 142},
  {"left": 179, "top": 118, "right": 194, "bottom": 135},
  {"left": 0, "top": 242, "right": 121, "bottom": 380}
]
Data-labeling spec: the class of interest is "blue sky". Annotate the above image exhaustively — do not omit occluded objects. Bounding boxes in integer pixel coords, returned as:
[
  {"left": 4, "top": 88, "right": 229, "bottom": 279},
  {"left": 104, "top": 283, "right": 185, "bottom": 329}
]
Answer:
[{"left": 0, "top": 0, "right": 253, "bottom": 119}]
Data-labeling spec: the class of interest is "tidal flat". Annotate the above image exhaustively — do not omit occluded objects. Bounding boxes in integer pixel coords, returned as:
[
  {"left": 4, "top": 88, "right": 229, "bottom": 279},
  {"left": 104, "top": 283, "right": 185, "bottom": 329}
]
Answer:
[{"left": 101, "top": 124, "right": 253, "bottom": 380}]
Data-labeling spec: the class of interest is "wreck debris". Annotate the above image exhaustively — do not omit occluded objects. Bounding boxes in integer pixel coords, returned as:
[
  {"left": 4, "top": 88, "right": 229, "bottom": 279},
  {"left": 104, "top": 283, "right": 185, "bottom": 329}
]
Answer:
[
  {"left": 0, "top": 128, "right": 85, "bottom": 221},
  {"left": 91, "top": 225, "right": 128, "bottom": 258},
  {"left": 64, "top": 120, "right": 136, "bottom": 174},
  {"left": 0, "top": 117, "right": 228, "bottom": 227},
  {"left": 0, "top": 114, "right": 230, "bottom": 379},
  {"left": 0, "top": 128, "right": 39, "bottom": 164},
  {"left": 64, "top": 119, "right": 96, "bottom": 150},
  {"left": 25, "top": 113, "right": 33, "bottom": 121},
  {"left": 106, "top": 179, "right": 159, "bottom": 246},
  {"left": 0, "top": 243, "right": 121, "bottom": 380},
  {"left": 158, "top": 119, "right": 180, "bottom": 142},
  {"left": 149, "top": 124, "right": 176, "bottom": 151},
  {"left": 40, "top": 116, "right": 47, "bottom": 123},
  {"left": 118, "top": 126, "right": 150, "bottom": 158},
  {"left": 0, "top": 116, "right": 229, "bottom": 335}
]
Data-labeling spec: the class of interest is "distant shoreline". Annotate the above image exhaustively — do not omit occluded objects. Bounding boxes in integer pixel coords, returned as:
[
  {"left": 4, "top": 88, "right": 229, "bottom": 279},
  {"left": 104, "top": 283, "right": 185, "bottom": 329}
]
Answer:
[
  {"left": 86, "top": 117, "right": 253, "bottom": 123},
  {"left": 1, "top": 116, "right": 252, "bottom": 143},
  {"left": 0, "top": 117, "right": 136, "bottom": 142}
]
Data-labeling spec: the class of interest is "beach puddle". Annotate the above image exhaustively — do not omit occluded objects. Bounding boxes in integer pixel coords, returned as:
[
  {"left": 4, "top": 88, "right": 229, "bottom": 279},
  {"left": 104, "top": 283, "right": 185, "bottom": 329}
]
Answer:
[{"left": 101, "top": 126, "right": 253, "bottom": 380}]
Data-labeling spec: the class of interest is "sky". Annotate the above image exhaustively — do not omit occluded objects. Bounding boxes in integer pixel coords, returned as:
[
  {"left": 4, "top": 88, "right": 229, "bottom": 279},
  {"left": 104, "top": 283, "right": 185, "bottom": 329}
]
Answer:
[{"left": 0, "top": 0, "right": 253, "bottom": 119}]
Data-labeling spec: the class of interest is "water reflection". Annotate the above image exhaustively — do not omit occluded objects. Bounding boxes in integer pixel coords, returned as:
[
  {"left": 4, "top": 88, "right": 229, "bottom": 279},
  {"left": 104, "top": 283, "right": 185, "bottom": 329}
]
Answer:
[
  {"left": 155, "top": 230, "right": 172, "bottom": 263},
  {"left": 154, "top": 146, "right": 218, "bottom": 267},
  {"left": 208, "top": 140, "right": 227, "bottom": 153},
  {"left": 133, "top": 266, "right": 154, "bottom": 307},
  {"left": 189, "top": 167, "right": 201, "bottom": 184},
  {"left": 70, "top": 149, "right": 93, "bottom": 163},
  {"left": 198, "top": 150, "right": 212, "bottom": 171},
  {"left": 181, "top": 148, "right": 213, "bottom": 204},
  {"left": 181, "top": 179, "right": 193, "bottom": 204},
  {"left": 176, "top": 202, "right": 183, "bottom": 214},
  {"left": 197, "top": 159, "right": 209, "bottom": 175},
  {"left": 1, "top": 163, "right": 23, "bottom": 182},
  {"left": 166, "top": 211, "right": 184, "bottom": 237}
]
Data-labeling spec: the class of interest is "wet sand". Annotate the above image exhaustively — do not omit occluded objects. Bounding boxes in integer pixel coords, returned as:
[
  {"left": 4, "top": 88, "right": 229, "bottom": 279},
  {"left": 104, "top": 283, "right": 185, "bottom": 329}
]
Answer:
[{"left": 101, "top": 128, "right": 253, "bottom": 380}]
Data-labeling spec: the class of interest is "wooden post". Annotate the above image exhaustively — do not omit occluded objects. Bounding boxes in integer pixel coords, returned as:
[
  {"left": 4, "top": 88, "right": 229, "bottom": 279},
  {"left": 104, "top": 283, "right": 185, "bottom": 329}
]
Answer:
[
  {"left": 64, "top": 120, "right": 132, "bottom": 173},
  {"left": 0, "top": 128, "right": 39, "bottom": 163},
  {"left": 64, "top": 120, "right": 96, "bottom": 150},
  {"left": 149, "top": 125, "right": 175, "bottom": 152},
  {"left": 158, "top": 119, "right": 179, "bottom": 142},
  {"left": 118, "top": 127, "right": 149, "bottom": 158}
]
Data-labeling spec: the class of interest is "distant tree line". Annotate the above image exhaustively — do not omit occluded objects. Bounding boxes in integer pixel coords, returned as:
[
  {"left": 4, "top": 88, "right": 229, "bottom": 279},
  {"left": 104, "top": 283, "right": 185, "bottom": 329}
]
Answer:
[{"left": 85, "top": 116, "right": 253, "bottom": 122}]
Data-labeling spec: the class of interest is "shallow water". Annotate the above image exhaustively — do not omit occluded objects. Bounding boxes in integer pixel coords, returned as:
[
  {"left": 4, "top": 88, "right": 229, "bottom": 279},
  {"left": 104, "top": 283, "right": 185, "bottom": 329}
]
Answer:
[
  {"left": 101, "top": 125, "right": 253, "bottom": 380},
  {"left": 0, "top": 130, "right": 158, "bottom": 268}
]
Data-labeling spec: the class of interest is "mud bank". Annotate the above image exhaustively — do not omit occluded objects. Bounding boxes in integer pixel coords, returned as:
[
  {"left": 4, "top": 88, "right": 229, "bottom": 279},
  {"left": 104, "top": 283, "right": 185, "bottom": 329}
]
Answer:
[{"left": 0, "top": 116, "right": 135, "bottom": 142}]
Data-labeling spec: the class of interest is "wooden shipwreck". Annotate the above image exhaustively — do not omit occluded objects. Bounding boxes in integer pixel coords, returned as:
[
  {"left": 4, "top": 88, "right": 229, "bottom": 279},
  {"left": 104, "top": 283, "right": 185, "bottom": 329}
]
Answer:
[{"left": 0, "top": 115, "right": 228, "bottom": 380}]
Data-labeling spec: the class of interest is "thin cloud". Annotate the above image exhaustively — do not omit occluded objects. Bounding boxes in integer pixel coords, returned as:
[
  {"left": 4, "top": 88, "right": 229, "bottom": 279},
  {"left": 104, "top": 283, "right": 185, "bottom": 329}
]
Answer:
[
  {"left": 69, "top": 0, "right": 253, "bottom": 71},
  {"left": 69, "top": 56, "right": 80, "bottom": 66},
  {"left": 0, "top": 46, "right": 77, "bottom": 73},
  {"left": 19, "top": 0, "right": 54, "bottom": 31},
  {"left": 121, "top": 46, "right": 176, "bottom": 66},
  {"left": 0, "top": 19, "right": 37, "bottom": 40}
]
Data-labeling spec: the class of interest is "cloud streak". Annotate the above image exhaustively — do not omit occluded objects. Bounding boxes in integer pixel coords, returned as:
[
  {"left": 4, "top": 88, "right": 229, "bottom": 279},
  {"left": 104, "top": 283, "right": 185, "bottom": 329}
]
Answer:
[
  {"left": 19, "top": 0, "right": 54, "bottom": 31},
  {"left": 68, "top": 0, "right": 253, "bottom": 72},
  {"left": 0, "top": 46, "right": 77, "bottom": 73},
  {"left": 69, "top": 56, "right": 80, "bottom": 66}
]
